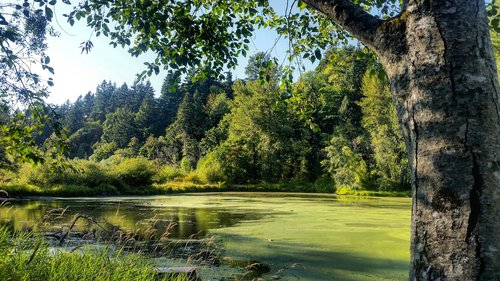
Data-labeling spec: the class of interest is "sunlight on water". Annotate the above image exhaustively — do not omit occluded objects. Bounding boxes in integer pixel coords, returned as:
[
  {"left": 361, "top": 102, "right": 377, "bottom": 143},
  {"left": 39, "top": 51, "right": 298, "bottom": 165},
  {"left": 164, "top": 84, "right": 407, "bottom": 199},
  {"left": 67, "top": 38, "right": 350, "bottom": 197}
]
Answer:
[{"left": 0, "top": 193, "right": 411, "bottom": 281}]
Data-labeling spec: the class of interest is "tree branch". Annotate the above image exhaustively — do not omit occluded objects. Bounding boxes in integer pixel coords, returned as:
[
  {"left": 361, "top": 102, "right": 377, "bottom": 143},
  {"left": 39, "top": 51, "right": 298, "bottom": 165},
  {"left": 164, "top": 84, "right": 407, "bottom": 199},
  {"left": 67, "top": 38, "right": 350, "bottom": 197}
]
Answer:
[{"left": 302, "top": 0, "right": 383, "bottom": 50}]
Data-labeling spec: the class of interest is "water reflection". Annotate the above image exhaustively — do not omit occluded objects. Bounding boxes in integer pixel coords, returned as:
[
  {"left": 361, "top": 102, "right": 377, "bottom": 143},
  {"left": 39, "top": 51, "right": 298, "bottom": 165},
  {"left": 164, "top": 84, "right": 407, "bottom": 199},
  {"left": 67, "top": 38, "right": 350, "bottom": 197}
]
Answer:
[
  {"left": 0, "top": 198, "right": 267, "bottom": 239},
  {"left": 0, "top": 194, "right": 412, "bottom": 280}
]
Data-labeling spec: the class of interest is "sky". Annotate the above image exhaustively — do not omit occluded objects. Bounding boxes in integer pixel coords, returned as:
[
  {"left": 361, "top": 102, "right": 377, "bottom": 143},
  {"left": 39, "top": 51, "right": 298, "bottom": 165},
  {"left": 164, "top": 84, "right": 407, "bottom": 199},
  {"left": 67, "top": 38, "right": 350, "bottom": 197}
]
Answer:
[{"left": 44, "top": 3, "right": 302, "bottom": 105}]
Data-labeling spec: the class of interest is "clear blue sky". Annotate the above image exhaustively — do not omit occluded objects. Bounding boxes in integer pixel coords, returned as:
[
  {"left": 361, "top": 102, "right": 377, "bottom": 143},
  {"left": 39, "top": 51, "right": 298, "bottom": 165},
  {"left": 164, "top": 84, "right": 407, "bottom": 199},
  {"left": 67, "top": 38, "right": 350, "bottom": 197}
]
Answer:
[{"left": 45, "top": 2, "right": 307, "bottom": 105}]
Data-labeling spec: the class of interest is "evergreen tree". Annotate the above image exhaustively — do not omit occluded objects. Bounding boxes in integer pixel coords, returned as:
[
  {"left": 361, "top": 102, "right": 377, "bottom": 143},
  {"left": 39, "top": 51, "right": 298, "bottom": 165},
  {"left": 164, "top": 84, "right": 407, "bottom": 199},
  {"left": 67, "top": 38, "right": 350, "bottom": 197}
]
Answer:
[
  {"left": 158, "top": 74, "right": 183, "bottom": 130},
  {"left": 101, "top": 108, "right": 137, "bottom": 148},
  {"left": 91, "top": 81, "right": 116, "bottom": 122},
  {"left": 67, "top": 121, "right": 103, "bottom": 159},
  {"left": 130, "top": 81, "right": 154, "bottom": 112},
  {"left": 110, "top": 83, "right": 131, "bottom": 112},
  {"left": 135, "top": 89, "right": 160, "bottom": 139},
  {"left": 64, "top": 96, "right": 86, "bottom": 134}
]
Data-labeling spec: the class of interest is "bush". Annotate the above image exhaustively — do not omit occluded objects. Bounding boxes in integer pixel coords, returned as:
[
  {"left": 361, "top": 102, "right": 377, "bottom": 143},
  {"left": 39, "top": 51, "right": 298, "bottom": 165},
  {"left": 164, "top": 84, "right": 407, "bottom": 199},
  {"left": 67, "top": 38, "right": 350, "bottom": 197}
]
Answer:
[
  {"left": 111, "top": 157, "right": 156, "bottom": 188},
  {"left": 22, "top": 160, "right": 116, "bottom": 191},
  {"left": 91, "top": 142, "right": 118, "bottom": 162},
  {"left": 182, "top": 172, "right": 202, "bottom": 184},
  {"left": 179, "top": 157, "right": 192, "bottom": 174},
  {"left": 196, "top": 152, "right": 226, "bottom": 183},
  {"left": 75, "top": 160, "right": 116, "bottom": 188},
  {"left": 156, "top": 165, "right": 183, "bottom": 182},
  {"left": 313, "top": 176, "right": 336, "bottom": 193},
  {"left": 335, "top": 185, "right": 351, "bottom": 195}
]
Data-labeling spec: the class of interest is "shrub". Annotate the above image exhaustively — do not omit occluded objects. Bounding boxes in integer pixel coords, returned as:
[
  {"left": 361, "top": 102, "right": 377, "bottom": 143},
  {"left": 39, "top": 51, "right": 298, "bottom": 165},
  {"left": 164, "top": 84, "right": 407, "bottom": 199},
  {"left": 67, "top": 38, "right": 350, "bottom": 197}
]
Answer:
[
  {"left": 75, "top": 160, "right": 115, "bottom": 188},
  {"left": 313, "top": 176, "right": 336, "bottom": 193},
  {"left": 111, "top": 157, "right": 156, "bottom": 188},
  {"left": 196, "top": 152, "right": 226, "bottom": 183},
  {"left": 335, "top": 185, "right": 352, "bottom": 195},
  {"left": 179, "top": 157, "right": 192, "bottom": 174},
  {"left": 90, "top": 142, "right": 118, "bottom": 162},
  {"left": 182, "top": 172, "right": 202, "bottom": 184},
  {"left": 156, "top": 165, "right": 183, "bottom": 182}
]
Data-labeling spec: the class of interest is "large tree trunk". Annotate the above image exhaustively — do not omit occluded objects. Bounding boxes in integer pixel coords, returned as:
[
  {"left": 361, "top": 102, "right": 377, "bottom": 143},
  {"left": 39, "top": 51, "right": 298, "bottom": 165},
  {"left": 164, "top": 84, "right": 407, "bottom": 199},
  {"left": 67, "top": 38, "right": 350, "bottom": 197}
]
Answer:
[
  {"left": 303, "top": 0, "right": 500, "bottom": 279},
  {"left": 380, "top": 1, "right": 500, "bottom": 280}
]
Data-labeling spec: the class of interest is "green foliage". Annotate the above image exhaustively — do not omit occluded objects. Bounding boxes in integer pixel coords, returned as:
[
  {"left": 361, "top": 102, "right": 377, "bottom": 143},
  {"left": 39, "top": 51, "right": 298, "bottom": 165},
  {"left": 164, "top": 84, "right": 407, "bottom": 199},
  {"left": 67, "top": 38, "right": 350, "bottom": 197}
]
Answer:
[
  {"left": 9, "top": 35, "right": 411, "bottom": 193},
  {"left": 67, "top": 121, "right": 102, "bottom": 159},
  {"left": 216, "top": 78, "right": 294, "bottom": 183},
  {"left": 66, "top": 0, "right": 408, "bottom": 83},
  {"left": 359, "top": 71, "right": 410, "bottom": 191},
  {"left": 322, "top": 134, "right": 372, "bottom": 191},
  {"left": 488, "top": 0, "right": 500, "bottom": 33},
  {"left": 106, "top": 156, "right": 156, "bottom": 189},
  {"left": 0, "top": 0, "right": 64, "bottom": 166},
  {"left": 312, "top": 176, "right": 336, "bottom": 193},
  {"left": 6, "top": 157, "right": 155, "bottom": 195},
  {"left": 91, "top": 141, "right": 118, "bottom": 162},
  {"left": 102, "top": 108, "right": 137, "bottom": 148},
  {"left": 244, "top": 52, "right": 280, "bottom": 81},
  {"left": 156, "top": 165, "right": 184, "bottom": 182},
  {"left": 0, "top": 226, "right": 176, "bottom": 281},
  {"left": 179, "top": 157, "right": 192, "bottom": 174},
  {"left": 24, "top": 160, "right": 114, "bottom": 191},
  {"left": 196, "top": 151, "right": 226, "bottom": 183},
  {"left": 491, "top": 30, "right": 500, "bottom": 78}
]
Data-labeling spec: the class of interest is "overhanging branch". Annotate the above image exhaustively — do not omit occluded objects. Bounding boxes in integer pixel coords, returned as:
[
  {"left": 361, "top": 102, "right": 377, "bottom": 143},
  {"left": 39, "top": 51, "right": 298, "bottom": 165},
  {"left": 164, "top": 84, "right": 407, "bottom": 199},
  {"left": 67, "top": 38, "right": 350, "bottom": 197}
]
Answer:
[{"left": 302, "top": 0, "right": 383, "bottom": 50}]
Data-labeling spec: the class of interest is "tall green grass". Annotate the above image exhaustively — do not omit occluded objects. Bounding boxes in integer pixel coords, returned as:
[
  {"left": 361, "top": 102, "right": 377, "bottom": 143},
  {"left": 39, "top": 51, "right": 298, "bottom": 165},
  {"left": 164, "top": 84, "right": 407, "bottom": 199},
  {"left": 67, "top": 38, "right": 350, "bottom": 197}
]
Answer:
[{"left": 0, "top": 226, "right": 188, "bottom": 281}]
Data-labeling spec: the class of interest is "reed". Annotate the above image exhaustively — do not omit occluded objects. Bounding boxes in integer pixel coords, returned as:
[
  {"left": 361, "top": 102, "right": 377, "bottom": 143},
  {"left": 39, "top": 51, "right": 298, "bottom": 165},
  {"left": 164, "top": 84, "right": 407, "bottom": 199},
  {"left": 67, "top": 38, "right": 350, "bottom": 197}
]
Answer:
[{"left": 0, "top": 225, "right": 190, "bottom": 281}]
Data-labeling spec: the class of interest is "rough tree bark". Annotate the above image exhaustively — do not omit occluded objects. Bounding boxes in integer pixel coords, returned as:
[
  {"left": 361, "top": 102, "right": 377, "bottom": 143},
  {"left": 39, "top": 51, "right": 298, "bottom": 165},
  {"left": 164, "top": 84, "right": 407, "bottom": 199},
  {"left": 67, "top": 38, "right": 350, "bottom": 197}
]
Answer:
[{"left": 303, "top": 0, "right": 500, "bottom": 280}]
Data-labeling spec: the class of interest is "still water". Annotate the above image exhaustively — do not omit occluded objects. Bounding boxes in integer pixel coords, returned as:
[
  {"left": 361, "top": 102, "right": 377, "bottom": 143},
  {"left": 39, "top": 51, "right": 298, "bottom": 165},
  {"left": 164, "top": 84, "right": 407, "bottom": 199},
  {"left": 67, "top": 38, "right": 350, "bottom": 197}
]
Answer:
[{"left": 0, "top": 193, "right": 411, "bottom": 281}]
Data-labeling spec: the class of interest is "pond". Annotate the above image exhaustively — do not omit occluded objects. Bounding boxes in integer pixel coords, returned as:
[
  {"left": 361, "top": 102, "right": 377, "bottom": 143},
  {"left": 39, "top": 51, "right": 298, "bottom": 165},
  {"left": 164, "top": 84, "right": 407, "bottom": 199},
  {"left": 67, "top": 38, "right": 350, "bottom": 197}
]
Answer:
[{"left": 0, "top": 193, "right": 411, "bottom": 281}]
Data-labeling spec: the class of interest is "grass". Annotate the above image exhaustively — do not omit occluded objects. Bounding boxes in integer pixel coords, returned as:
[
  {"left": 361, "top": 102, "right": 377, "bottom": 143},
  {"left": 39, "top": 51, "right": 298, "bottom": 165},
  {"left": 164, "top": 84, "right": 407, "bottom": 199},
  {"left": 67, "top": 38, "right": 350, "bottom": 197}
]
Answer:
[
  {"left": 335, "top": 186, "right": 411, "bottom": 197},
  {"left": 0, "top": 226, "right": 188, "bottom": 281}
]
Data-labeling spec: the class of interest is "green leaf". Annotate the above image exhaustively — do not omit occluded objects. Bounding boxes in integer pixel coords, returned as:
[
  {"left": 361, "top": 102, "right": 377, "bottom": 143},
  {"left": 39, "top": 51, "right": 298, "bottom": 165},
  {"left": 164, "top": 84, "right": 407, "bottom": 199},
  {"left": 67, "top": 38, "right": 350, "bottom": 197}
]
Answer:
[{"left": 315, "top": 49, "right": 322, "bottom": 60}]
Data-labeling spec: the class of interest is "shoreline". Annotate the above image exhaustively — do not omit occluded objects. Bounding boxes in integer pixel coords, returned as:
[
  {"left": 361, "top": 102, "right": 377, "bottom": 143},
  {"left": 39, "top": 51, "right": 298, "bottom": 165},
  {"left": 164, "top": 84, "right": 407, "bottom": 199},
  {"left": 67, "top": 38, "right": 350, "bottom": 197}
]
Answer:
[{"left": 1, "top": 182, "right": 411, "bottom": 199}]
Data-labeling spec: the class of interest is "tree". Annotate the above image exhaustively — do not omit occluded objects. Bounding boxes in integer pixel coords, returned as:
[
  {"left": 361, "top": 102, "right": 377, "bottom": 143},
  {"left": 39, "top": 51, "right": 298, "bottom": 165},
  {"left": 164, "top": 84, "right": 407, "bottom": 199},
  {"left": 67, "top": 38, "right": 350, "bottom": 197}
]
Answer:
[
  {"left": 135, "top": 86, "right": 160, "bottom": 139},
  {"left": 244, "top": 52, "right": 280, "bottom": 81},
  {"left": 68, "top": 0, "right": 499, "bottom": 278},
  {"left": 64, "top": 96, "right": 86, "bottom": 134},
  {"left": 158, "top": 74, "right": 183, "bottom": 130},
  {"left": 305, "top": 1, "right": 499, "bottom": 279},
  {"left": 0, "top": 1, "right": 65, "bottom": 167},
  {"left": 101, "top": 108, "right": 136, "bottom": 149},
  {"left": 90, "top": 81, "right": 116, "bottom": 122},
  {"left": 67, "top": 120, "right": 102, "bottom": 159},
  {"left": 359, "top": 71, "right": 409, "bottom": 191},
  {"left": 217, "top": 77, "right": 298, "bottom": 182}
]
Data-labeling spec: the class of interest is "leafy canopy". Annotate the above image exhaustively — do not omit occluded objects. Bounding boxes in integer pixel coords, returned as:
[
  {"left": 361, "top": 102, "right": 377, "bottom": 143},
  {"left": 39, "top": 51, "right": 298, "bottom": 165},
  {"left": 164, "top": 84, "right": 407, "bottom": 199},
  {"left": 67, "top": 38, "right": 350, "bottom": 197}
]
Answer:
[
  {"left": 66, "top": 0, "right": 405, "bottom": 80},
  {"left": 0, "top": 0, "right": 67, "bottom": 168}
]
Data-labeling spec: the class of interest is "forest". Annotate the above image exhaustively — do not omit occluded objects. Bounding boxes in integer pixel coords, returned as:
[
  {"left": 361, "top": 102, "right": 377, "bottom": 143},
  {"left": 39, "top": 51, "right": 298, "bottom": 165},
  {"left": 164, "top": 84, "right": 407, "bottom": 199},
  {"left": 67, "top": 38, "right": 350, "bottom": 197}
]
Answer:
[{"left": 0, "top": 47, "right": 413, "bottom": 196}]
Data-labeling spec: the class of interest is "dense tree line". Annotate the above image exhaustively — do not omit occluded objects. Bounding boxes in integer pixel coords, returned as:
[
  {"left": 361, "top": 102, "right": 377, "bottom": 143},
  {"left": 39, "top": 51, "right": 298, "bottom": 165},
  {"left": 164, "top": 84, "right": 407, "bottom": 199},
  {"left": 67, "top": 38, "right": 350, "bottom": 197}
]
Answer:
[{"left": 50, "top": 47, "right": 409, "bottom": 192}]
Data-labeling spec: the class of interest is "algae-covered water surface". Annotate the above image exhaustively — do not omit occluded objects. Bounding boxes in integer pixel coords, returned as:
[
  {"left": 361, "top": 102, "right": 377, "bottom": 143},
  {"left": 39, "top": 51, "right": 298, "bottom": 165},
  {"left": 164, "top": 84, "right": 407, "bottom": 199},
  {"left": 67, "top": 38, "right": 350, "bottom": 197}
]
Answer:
[{"left": 0, "top": 193, "right": 411, "bottom": 280}]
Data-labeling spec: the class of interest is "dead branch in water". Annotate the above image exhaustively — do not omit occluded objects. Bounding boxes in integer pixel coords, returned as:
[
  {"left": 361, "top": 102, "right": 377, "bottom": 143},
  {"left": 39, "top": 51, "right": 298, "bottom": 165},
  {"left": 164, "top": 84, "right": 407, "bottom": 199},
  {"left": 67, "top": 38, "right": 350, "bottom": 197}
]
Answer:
[{"left": 59, "top": 214, "right": 109, "bottom": 245}]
